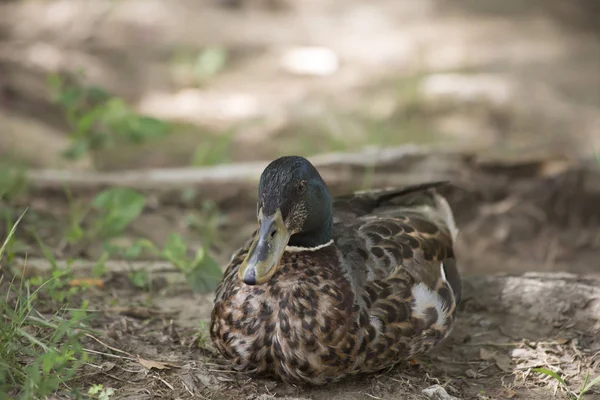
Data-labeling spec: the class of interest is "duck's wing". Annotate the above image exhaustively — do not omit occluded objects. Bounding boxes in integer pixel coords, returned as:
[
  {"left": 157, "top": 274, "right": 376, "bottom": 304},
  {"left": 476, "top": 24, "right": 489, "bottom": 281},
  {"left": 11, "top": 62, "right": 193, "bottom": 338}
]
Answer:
[{"left": 332, "top": 182, "right": 461, "bottom": 304}]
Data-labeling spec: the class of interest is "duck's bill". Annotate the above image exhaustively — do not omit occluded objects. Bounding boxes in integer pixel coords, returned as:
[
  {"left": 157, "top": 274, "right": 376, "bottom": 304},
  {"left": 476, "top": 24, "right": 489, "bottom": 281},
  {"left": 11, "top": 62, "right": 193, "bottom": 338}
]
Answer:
[{"left": 238, "top": 209, "right": 290, "bottom": 285}]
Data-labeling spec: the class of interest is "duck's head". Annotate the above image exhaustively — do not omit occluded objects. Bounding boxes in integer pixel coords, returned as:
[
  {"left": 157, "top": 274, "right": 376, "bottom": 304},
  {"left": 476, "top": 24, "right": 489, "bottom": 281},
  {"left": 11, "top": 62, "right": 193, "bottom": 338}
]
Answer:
[{"left": 238, "top": 156, "right": 333, "bottom": 285}]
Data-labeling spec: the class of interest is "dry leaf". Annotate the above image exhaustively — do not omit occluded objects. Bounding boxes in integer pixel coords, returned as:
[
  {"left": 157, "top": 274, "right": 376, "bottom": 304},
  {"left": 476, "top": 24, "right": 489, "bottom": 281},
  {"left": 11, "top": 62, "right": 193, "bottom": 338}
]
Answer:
[
  {"left": 480, "top": 348, "right": 513, "bottom": 372},
  {"left": 494, "top": 353, "right": 513, "bottom": 372},
  {"left": 180, "top": 374, "right": 196, "bottom": 395},
  {"left": 102, "top": 362, "right": 116, "bottom": 372},
  {"left": 68, "top": 278, "right": 105, "bottom": 288},
  {"left": 197, "top": 372, "right": 220, "bottom": 391},
  {"left": 498, "top": 387, "right": 517, "bottom": 399},
  {"left": 137, "top": 357, "right": 177, "bottom": 371}
]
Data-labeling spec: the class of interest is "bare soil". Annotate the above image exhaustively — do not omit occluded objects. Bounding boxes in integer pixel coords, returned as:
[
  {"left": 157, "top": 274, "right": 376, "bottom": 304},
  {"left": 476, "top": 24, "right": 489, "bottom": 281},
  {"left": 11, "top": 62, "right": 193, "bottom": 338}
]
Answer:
[{"left": 40, "top": 270, "right": 598, "bottom": 400}]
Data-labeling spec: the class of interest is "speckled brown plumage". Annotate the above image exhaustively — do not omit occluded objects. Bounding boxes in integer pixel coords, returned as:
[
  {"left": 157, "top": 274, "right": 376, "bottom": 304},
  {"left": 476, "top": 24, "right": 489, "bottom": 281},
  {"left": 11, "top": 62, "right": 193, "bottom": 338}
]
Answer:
[{"left": 210, "top": 168, "right": 462, "bottom": 385}]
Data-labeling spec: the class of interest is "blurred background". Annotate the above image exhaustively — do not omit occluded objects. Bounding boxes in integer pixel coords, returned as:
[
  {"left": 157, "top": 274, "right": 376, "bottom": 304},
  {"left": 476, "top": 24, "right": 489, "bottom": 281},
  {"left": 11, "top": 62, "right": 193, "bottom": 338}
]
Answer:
[{"left": 1, "top": 0, "right": 599, "bottom": 171}]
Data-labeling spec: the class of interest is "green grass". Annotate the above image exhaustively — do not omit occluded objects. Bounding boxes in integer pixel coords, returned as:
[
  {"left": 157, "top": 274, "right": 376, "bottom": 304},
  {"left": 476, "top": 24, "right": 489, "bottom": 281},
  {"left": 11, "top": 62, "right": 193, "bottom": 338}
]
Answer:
[
  {"left": 0, "top": 211, "right": 92, "bottom": 399},
  {"left": 0, "top": 71, "right": 231, "bottom": 398},
  {"left": 533, "top": 368, "right": 600, "bottom": 399},
  {"left": 0, "top": 184, "right": 223, "bottom": 398}
]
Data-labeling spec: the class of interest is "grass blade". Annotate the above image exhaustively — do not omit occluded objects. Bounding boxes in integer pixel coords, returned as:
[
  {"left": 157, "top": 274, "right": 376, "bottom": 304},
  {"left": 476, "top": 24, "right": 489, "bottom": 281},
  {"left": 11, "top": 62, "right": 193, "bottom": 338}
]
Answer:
[
  {"left": 532, "top": 368, "right": 569, "bottom": 389},
  {"left": 0, "top": 208, "right": 27, "bottom": 262},
  {"left": 579, "top": 375, "right": 600, "bottom": 397}
]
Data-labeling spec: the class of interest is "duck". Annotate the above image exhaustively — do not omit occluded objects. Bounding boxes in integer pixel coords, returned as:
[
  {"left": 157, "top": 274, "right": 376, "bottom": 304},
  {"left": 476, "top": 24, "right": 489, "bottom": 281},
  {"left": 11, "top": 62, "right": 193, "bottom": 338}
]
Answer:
[{"left": 210, "top": 155, "right": 462, "bottom": 385}]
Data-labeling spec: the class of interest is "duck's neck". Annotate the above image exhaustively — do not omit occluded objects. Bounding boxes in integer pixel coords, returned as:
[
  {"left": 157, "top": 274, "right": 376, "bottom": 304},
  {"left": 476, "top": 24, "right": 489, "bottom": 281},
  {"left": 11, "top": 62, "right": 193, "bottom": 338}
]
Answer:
[
  {"left": 286, "top": 239, "right": 334, "bottom": 253},
  {"left": 287, "top": 214, "right": 333, "bottom": 249}
]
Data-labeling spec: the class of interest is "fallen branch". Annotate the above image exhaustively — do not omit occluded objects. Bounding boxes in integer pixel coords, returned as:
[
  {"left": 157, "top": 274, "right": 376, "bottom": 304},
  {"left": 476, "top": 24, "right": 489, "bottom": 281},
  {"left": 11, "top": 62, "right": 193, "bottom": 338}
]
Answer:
[
  {"left": 27, "top": 145, "right": 464, "bottom": 188},
  {"left": 21, "top": 145, "right": 586, "bottom": 208}
]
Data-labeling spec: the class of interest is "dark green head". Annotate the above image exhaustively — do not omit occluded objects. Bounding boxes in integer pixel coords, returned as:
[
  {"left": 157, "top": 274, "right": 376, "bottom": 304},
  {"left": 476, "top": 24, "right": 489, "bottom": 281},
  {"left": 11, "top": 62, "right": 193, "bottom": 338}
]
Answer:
[
  {"left": 238, "top": 156, "right": 333, "bottom": 285},
  {"left": 258, "top": 156, "right": 333, "bottom": 246}
]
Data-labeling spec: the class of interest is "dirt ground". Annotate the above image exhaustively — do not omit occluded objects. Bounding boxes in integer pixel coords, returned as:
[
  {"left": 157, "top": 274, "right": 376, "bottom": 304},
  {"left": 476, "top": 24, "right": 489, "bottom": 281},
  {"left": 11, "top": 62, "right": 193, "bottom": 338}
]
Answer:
[
  {"left": 52, "top": 272, "right": 599, "bottom": 400},
  {"left": 3, "top": 152, "right": 600, "bottom": 400},
  {"left": 1, "top": 0, "right": 600, "bottom": 399}
]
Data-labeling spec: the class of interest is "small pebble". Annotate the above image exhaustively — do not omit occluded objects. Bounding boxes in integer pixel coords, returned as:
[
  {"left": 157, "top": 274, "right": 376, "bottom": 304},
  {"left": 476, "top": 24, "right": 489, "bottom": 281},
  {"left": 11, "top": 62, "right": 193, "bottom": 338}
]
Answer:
[{"left": 422, "top": 385, "right": 462, "bottom": 400}]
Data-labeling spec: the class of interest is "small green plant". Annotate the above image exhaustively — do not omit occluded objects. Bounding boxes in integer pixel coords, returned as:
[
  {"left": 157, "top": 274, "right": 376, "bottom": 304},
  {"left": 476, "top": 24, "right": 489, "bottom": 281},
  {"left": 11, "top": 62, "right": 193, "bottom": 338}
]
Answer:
[
  {"left": 0, "top": 212, "right": 91, "bottom": 399},
  {"left": 63, "top": 187, "right": 146, "bottom": 249},
  {"left": 195, "top": 319, "right": 211, "bottom": 348},
  {"left": 533, "top": 368, "right": 600, "bottom": 399},
  {"left": 63, "top": 185, "right": 88, "bottom": 245},
  {"left": 160, "top": 233, "right": 222, "bottom": 293},
  {"left": 102, "top": 231, "right": 222, "bottom": 293},
  {"left": 60, "top": 186, "right": 222, "bottom": 292},
  {"left": 30, "top": 237, "right": 81, "bottom": 305},
  {"left": 110, "top": 239, "right": 155, "bottom": 290},
  {"left": 88, "top": 383, "right": 115, "bottom": 400},
  {"left": 104, "top": 238, "right": 155, "bottom": 261},
  {"left": 48, "top": 73, "right": 170, "bottom": 160},
  {"left": 171, "top": 46, "right": 228, "bottom": 86},
  {"left": 127, "top": 269, "right": 151, "bottom": 290},
  {"left": 91, "top": 188, "right": 146, "bottom": 239},
  {"left": 191, "top": 129, "right": 235, "bottom": 166},
  {"left": 194, "top": 46, "right": 228, "bottom": 84},
  {"left": 183, "top": 200, "right": 223, "bottom": 247}
]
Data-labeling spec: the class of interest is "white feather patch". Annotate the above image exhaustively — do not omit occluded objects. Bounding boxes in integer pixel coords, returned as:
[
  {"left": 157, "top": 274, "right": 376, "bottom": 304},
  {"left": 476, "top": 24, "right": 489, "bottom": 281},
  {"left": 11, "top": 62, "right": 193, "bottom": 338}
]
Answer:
[
  {"left": 434, "top": 193, "right": 459, "bottom": 242},
  {"left": 440, "top": 262, "right": 447, "bottom": 282},
  {"left": 285, "top": 239, "right": 334, "bottom": 253},
  {"left": 412, "top": 282, "right": 447, "bottom": 328},
  {"left": 370, "top": 316, "right": 383, "bottom": 333}
]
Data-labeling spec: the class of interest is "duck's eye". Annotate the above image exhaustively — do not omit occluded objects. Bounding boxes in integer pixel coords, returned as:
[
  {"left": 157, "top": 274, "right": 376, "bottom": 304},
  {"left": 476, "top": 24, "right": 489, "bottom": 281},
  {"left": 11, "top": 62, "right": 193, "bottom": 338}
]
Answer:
[{"left": 297, "top": 180, "right": 307, "bottom": 193}]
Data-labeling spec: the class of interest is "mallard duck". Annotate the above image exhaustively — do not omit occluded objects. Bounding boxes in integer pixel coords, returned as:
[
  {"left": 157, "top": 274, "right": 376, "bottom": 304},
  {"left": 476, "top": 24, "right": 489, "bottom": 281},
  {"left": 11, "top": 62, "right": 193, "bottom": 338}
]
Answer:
[{"left": 210, "top": 155, "right": 462, "bottom": 385}]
